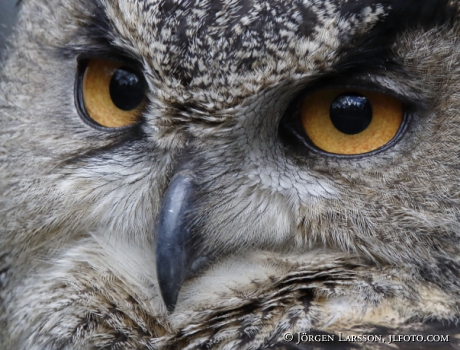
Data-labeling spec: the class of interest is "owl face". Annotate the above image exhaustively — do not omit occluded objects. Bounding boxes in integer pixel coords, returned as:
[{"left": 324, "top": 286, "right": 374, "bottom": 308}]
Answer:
[{"left": 1, "top": 0, "right": 459, "bottom": 348}]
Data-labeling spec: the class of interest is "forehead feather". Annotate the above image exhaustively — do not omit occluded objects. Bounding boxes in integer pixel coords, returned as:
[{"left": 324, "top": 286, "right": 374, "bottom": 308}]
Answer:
[{"left": 98, "top": 0, "right": 456, "bottom": 107}]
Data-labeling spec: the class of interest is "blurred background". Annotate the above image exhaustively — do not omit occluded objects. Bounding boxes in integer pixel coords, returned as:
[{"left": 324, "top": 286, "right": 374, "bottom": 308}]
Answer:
[{"left": 0, "top": 0, "right": 19, "bottom": 54}]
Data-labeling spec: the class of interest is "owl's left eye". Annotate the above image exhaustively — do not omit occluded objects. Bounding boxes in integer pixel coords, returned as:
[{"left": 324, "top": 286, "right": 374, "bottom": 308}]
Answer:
[
  {"left": 280, "top": 87, "right": 408, "bottom": 157},
  {"left": 76, "top": 58, "right": 147, "bottom": 128}
]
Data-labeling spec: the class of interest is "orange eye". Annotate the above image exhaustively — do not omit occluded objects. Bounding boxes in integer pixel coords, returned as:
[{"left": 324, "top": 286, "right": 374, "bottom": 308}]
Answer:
[
  {"left": 79, "top": 58, "right": 146, "bottom": 128},
  {"left": 300, "top": 89, "right": 404, "bottom": 155}
]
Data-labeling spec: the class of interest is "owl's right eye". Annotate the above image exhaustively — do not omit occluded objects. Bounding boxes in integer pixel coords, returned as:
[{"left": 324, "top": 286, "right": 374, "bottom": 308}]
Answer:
[{"left": 76, "top": 58, "right": 147, "bottom": 128}]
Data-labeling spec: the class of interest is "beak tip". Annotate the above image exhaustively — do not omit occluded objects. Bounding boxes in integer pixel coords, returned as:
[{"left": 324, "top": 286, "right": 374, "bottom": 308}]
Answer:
[
  {"left": 156, "top": 260, "right": 183, "bottom": 313},
  {"left": 162, "top": 290, "right": 178, "bottom": 313}
]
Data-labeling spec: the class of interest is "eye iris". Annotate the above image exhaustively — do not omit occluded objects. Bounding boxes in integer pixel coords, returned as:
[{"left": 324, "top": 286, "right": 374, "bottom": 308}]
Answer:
[
  {"left": 330, "top": 93, "right": 372, "bottom": 135},
  {"left": 109, "top": 67, "right": 145, "bottom": 111}
]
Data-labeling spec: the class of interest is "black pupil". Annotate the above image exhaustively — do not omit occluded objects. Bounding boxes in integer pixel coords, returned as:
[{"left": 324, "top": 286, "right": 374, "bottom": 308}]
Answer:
[
  {"left": 109, "top": 67, "right": 145, "bottom": 111},
  {"left": 329, "top": 92, "right": 372, "bottom": 135}
]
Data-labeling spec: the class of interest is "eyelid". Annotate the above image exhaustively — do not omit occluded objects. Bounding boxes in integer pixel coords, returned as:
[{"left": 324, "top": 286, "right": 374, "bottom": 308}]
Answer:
[
  {"left": 300, "top": 68, "right": 423, "bottom": 102},
  {"left": 76, "top": 52, "right": 145, "bottom": 72}
]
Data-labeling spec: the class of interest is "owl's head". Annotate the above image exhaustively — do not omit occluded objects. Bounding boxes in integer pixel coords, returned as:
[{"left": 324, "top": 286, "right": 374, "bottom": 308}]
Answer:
[{"left": 1, "top": 0, "right": 459, "bottom": 348}]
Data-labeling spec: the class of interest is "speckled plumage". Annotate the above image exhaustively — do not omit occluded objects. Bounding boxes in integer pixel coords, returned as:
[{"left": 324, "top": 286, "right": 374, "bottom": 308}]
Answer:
[{"left": 0, "top": 0, "right": 459, "bottom": 349}]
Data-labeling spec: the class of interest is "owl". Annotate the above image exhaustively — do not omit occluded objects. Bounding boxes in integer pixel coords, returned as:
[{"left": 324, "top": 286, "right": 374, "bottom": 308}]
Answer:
[{"left": 1, "top": 0, "right": 459, "bottom": 349}]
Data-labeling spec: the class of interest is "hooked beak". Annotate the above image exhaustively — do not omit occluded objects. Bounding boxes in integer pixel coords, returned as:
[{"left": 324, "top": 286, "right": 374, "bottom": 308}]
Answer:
[{"left": 154, "top": 168, "right": 206, "bottom": 312}]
